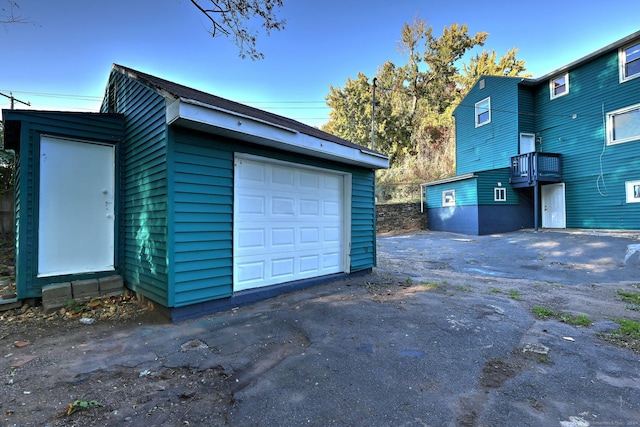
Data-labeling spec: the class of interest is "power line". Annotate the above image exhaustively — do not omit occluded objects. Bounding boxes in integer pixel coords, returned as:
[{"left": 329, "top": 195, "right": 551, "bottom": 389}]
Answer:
[{"left": 0, "top": 92, "right": 30, "bottom": 109}]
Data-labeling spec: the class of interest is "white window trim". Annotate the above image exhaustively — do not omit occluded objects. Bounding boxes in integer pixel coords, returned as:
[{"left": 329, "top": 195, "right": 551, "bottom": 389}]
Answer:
[
  {"left": 442, "top": 189, "right": 456, "bottom": 207},
  {"left": 606, "top": 103, "right": 640, "bottom": 145},
  {"left": 619, "top": 41, "right": 640, "bottom": 83},
  {"left": 626, "top": 180, "right": 640, "bottom": 203},
  {"left": 475, "top": 97, "right": 491, "bottom": 127},
  {"left": 549, "top": 73, "right": 569, "bottom": 99},
  {"left": 494, "top": 187, "right": 507, "bottom": 202}
]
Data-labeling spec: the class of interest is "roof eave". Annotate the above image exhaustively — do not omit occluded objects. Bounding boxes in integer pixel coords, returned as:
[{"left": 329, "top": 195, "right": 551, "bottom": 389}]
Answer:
[{"left": 166, "top": 98, "right": 389, "bottom": 170}]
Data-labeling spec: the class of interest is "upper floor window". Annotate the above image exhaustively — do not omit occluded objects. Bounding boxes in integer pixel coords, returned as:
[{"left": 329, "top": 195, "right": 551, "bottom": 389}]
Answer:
[
  {"left": 607, "top": 103, "right": 640, "bottom": 145},
  {"left": 475, "top": 97, "right": 491, "bottom": 127},
  {"left": 550, "top": 74, "right": 569, "bottom": 99},
  {"left": 620, "top": 41, "right": 640, "bottom": 82}
]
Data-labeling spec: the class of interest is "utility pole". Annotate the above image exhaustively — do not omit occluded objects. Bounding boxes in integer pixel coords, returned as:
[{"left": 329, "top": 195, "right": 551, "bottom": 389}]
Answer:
[
  {"left": 0, "top": 92, "right": 31, "bottom": 109},
  {"left": 371, "top": 77, "right": 377, "bottom": 150}
]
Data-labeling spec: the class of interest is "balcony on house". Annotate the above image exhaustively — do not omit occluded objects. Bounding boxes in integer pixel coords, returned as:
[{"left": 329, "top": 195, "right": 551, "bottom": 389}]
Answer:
[{"left": 510, "top": 152, "right": 562, "bottom": 188}]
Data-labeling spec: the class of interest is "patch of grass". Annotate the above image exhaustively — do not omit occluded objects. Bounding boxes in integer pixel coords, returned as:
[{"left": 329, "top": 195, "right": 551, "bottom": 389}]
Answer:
[
  {"left": 532, "top": 306, "right": 555, "bottom": 319},
  {"left": 420, "top": 281, "right": 441, "bottom": 290},
  {"left": 617, "top": 290, "right": 640, "bottom": 305},
  {"left": 456, "top": 284, "right": 473, "bottom": 292},
  {"left": 490, "top": 287, "right": 501, "bottom": 294},
  {"left": 532, "top": 306, "right": 591, "bottom": 326},
  {"left": 599, "top": 318, "right": 640, "bottom": 354},
  {"left": 611, "top": 318, "right": 640, "bottom": 339},
  {"left": 509, "top": 289, "right": 522, "bottom": 301}
]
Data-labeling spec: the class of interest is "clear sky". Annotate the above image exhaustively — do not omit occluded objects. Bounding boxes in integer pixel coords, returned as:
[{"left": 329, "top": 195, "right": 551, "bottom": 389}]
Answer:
[{"left": 1, "top": 0, "right": 639, "bottom": 128}]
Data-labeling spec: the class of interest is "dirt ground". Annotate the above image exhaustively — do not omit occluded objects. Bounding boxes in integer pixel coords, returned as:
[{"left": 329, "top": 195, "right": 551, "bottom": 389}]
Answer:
[{"left": 1, "top": 232, "right": 640, "bottom": 426}]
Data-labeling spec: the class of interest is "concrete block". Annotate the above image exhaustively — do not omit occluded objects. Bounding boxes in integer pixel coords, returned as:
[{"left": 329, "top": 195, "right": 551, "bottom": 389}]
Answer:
[
  {"left": 98, "top": 275, "right": 124, "bottom": 296},
  {"left": 71, "top": 279, "right": 100, "bottom": 300},
  {"left": 42, "top": 282, "right": 72, "bottom": 313}
]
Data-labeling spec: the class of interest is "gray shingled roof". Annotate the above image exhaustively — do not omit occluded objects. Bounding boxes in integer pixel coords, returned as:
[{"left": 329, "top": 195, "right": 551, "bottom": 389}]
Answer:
[{"left": 114, "top": 64, "right": 382, "bottom": 156}]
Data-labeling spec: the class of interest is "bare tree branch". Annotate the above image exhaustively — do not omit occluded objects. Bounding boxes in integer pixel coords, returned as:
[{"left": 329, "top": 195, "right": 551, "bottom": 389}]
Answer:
[
  {"left": 0, "top": 0, "right": 29, "bottom": 26},
  {"left": 189, "top": 0, "right": 285, "bottom": 60}
]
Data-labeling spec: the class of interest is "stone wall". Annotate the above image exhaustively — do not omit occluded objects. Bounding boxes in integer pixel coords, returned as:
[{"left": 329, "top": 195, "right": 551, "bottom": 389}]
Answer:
[{"left": 376, "top": 202, "right": 426, "bottom": 233}]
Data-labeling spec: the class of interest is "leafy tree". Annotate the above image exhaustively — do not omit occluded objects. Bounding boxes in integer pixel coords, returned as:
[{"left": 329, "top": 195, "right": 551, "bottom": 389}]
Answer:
[
  {"left": 189, "top": 0, "right": 286, "bottom": 60},
  {"left": 324, "top": 20, "right": 530, "bottom": 200}
]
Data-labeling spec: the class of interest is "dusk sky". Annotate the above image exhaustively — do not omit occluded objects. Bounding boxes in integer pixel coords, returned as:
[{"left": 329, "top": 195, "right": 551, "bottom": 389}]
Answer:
[{"left": 1, "top": 1, "right": 639, "bottom": 128}]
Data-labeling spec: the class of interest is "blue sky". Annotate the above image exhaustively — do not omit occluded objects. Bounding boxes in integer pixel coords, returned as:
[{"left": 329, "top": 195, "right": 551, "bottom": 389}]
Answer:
[{"left": 1, "top": 0, "right": 639, "bottom": 128}]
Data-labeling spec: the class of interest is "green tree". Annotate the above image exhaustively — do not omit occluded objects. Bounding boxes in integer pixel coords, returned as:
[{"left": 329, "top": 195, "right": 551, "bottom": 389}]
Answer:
[{"left": 324, "top": 20, "right": 530, "bottom": 200}]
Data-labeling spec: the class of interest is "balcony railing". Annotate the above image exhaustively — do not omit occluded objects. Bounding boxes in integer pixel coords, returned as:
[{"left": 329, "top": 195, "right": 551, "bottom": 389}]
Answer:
[{"left": 510, "top": 152, "right": 562, "bottom": 188}]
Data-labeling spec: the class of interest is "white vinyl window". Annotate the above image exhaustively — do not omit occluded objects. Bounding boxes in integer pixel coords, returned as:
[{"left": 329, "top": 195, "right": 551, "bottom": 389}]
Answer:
[
  {"left": 550, "top": 74, "right": 569, "bottom": 99},
  {"left": 626, "top": 181, "right": 640, "bottom": 203},
  {"left": 620, "top": 41, "right": 640, "bottom": 82},
  {"left": 442, "top": 189, "right": 456, "bottom": 207},
  {"left": 494, "top": 187, "right": 507, "bottom": 202},
  {"left": 475, "top": 97, "right": 491, "bottom": 127},
  {"left": 607, "top": 103, "right": 640, "bottom": 145}
]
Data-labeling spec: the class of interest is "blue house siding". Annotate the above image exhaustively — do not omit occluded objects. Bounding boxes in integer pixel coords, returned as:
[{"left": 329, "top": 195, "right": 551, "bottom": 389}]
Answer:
[
  {"left": 169, "top": 127, "right": 377, "bottom": 308},
  {"left": 425, "top": 169, "right": 532, "bottom": 235},
  {"left": 102, "top": 70, "right": 171, "bottom": 305},
  {"left": 2, "top": 110, "right": 124, "bottom": 298},
  {"left": 534, "top": 49, "right": 640, "bottom": 230},
  {"left": 455, "top": 76, "right": 521, "bottom": 175}
]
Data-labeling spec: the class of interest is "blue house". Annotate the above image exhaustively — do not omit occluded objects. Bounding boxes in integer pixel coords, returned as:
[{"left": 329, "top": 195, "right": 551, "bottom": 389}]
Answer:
[
  {"left": 2, "top": 64, "right": 388, "bottom": 321},
  {"left": 424, "top": 31, "right": 640, "bottom": 235}
]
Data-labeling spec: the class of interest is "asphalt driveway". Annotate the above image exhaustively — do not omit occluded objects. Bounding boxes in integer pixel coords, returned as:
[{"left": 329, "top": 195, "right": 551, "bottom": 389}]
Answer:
[{"left": 3, "top": 229, "right": 640, "bottom": 426}]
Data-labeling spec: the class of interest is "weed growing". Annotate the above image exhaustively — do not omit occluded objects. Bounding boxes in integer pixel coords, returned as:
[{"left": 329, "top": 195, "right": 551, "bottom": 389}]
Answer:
[{"left": 532, "top": 306, "right": 591, "bottom": 326}]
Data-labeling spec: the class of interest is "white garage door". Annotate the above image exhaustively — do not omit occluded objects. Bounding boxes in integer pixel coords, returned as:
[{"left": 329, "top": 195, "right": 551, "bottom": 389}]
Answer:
[{"left": 234, "top": 155, "right": 349, "bottom": 291}]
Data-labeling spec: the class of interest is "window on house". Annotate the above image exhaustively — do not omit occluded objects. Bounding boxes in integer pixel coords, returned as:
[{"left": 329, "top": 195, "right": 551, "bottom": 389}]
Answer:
[
  {"left": 442, "top": 190, "right": 456, "bottom": 207},
  {"left": 620, "top": 41, "right": 640, "bottom": 82},
  {"left": 494, "top": 187, "right": 507, "bottom": 202},
  {"left": 550, "top": 74, "right": 569, "bottom": 99},
  {"left": 625, "top": 181, "right": 640, "bottom": 203},
  {"left": 607, "top": 103, "right": 640, "bottom": 145},
  {"left": 475, "top": 97, "right": 491, "bottom": 127}
]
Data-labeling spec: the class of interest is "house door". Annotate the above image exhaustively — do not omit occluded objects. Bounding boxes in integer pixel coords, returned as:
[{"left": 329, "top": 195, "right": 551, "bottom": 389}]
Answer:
[
  {"left": 38, "top": 135, "right": 116, "bottom": 277},
  {"left": 541, "top": 183, "right": 566, "bottom": 228},
  {"left": 520, "top": 133, "right": 536, "bottom": 154}
]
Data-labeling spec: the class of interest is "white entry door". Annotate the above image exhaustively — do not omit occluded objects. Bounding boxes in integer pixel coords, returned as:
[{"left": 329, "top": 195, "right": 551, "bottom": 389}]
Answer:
[
  {"left": 233, "top": 155, "right": 349, "bottom": 292},
  {"left": 38, "top": 136, "right": 116, "bottom": 276},
  {"left": 542, "top": 183, "right": 566, "bottom": 228}
]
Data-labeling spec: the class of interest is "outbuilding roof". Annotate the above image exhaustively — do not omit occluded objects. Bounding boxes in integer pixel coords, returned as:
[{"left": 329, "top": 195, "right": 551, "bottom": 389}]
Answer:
[{"left": 112, "top": 64, "right": 389, "bottom": 169}]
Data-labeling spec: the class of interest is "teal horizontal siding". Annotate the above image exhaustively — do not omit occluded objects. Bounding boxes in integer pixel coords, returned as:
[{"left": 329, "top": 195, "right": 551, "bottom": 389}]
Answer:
[
  {"left": 533, "top": 49, "right": 640, "bottom": 229},
  {"left": 170, "top": 127, "right": 377, "bottom": 306},
  {"left": 476, "top": 169, "right": 519, "bottom": 205},
  {"left": 454, "top": 76, "right": 521, "bottom": 175},
  {"left": 172, "top": 131, "right": 234, "bottom": 307},
  {"left": 102, "top": 69, "right": 170, "bottom": 306},
  {"left": 426, "top": 178, "right": 478, "bottom": 208},
  {"left": 3, "top": 110, "right": 124, "bottom": 298}
]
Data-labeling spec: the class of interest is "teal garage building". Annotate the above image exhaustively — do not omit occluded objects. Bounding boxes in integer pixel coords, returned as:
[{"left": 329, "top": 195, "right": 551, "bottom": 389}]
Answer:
[{"left": 3, "top": 65, "right": 388, "bottom": 321}]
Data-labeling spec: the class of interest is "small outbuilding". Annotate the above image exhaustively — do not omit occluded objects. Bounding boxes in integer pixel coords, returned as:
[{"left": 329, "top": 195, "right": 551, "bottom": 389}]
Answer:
[{"left": 2, "top": 64, "right": 389, "bottom": 321}]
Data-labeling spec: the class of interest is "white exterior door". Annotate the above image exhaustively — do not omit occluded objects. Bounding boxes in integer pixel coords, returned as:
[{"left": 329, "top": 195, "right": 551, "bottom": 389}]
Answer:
[
  {"left": 38, "top": 136, "right": 116, "bottom": 277},
  {"left": 520, "top": 133, "right": 536, "bottom": 154},
  {"left": 542, "top": 183, "right": 566, "bottom": 228},
  {"left": 233, "top": 154, "right": 349, "bottom": 292}
]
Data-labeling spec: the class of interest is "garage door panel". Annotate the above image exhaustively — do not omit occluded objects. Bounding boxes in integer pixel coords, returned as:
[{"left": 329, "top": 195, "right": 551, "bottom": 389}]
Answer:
[{"left": 234, "top": 156, "right": 346, "bottom": 292}]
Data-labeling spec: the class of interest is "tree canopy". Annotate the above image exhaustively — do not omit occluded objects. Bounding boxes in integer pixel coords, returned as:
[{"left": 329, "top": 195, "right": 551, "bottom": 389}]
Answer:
[{"left": 323, "top": 20, "right": 531, "bottom": 198}]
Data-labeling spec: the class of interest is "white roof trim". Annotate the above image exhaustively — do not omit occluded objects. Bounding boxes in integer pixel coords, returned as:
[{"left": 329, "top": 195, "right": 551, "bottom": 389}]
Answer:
[
  {"left": 166, "top": 98, "right": 389, "bottom": 170},
  {"left": 421, "top": 173, "right": 477, "bottom": 186}
]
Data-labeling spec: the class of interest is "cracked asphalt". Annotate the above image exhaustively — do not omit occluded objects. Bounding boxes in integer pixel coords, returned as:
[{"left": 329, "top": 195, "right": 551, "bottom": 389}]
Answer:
[{"left": 4, "top": 229, "right": 640, "bottom": 426}]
